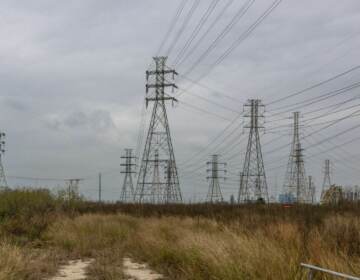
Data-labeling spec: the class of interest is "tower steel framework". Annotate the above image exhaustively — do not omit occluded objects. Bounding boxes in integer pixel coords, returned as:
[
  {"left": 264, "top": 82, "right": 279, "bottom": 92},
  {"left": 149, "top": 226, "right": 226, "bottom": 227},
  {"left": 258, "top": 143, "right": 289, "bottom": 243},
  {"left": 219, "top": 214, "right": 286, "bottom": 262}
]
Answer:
[
  {"left": 238, "top": 99, "right": 268, "bottom": 203},
  {"left": 120, "top": 148, "right": 136, "bottom": 202},
  {"left": 206, "top": 154, "right": 226, "bottom": 203},
  {"left": 135, "top": 57, "right": 182, "bottom": 203},
  {"left": 283, "top": 112, "right": 308, "bottom": 203},
  {"left": 321, "top": 159, "right": 332, "bottom": 202}
]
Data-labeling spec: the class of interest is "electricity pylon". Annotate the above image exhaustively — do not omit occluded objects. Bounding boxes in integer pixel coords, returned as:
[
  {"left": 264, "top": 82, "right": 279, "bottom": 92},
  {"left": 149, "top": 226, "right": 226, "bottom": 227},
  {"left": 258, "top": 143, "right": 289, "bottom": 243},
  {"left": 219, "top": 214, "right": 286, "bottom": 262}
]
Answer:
[
  {"left": 321, "top": 159, "right": 332, "bottom": 202},
  {"left": 206, "top": 154, "right": 226, "bottom": 203},
  {"left": 238, "top": 99, "right": 268, "bottom": 203},
  {"left": 120, "top": 148, "right": 136, "bottom": 203},
  {"left": 135, "top": 57, "right": 182, "bottom": 203},
  {"left": 283, "top": 112, "right": 308, "bottom": 203},
  {"left": 0, "top": 131, "right": 7, "bottom": 189}
]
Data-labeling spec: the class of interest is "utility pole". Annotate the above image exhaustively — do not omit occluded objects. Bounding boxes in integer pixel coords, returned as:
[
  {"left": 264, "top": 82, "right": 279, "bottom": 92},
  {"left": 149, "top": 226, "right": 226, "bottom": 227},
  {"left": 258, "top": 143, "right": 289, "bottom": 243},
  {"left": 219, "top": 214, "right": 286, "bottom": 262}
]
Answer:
[
  {"left": 321, "top": 159, "right": 332, "bottom": 202},
  {"left": 283, "top": 112, "right": 308, "bottom": 203},
  {"left": 120, "top": 148, "right": 136, "bottom": 203},
  {"left": 206, "top": 154, "right": 226, "bottom": 203},
  {"left": 0, "top": 131, "right": 7, "bottom": 189},
  {"left": 238, "top": 99, "right": 268, "bottom": 203},
  {"left": 98, "top": 173, "right": 102, "bottom": 203},
  {"left": 135, "top": 56, "right": 182, "bottom": 203}
]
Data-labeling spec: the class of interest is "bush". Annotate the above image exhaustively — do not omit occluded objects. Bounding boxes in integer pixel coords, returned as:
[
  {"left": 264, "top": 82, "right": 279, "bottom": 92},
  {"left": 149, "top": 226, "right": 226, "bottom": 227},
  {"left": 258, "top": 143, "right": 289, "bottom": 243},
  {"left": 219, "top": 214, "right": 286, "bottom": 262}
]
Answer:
[{"left": 0, "top": 189, "right": 56, "bottom": 240}]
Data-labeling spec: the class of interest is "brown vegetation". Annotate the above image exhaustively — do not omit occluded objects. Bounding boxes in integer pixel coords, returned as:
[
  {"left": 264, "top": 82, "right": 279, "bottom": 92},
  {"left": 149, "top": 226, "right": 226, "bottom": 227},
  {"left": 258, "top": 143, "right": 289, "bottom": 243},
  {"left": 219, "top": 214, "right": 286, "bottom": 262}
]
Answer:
[{"left": 0, "top": 189, "right": 359, "bottom": 279}]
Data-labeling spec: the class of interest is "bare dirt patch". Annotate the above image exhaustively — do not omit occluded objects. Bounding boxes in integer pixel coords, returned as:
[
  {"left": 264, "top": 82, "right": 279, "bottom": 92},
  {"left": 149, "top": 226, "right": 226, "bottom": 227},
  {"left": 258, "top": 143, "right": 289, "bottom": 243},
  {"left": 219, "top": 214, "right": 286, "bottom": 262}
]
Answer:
[
  {"left": 49, "top": 259, "right": 94, "bottom": 280},
  {"left": 123, "top": 257, "right": 163, "bottom": 280}
]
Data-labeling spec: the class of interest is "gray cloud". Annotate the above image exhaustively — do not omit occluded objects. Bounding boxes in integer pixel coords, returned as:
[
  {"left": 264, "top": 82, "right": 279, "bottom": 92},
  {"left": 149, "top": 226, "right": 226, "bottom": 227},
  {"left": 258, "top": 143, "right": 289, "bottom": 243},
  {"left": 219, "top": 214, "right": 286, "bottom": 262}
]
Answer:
[
  {"left": 47, "top": 109, "right": 116, "bottom": 132},
  {"left": 0, "top": 0, "right": 359, "bottom": 201}
]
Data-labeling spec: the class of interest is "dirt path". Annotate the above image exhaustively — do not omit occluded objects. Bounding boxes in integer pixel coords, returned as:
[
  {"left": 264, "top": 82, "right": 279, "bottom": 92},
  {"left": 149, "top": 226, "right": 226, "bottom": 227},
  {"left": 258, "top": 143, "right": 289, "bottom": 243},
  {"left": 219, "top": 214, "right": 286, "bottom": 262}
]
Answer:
[
  {"left": 123, "top": 257, "right": 163, "bottom": 280},
  {"left": 49, "top": 259, "right": 94, "bottom": 280}
]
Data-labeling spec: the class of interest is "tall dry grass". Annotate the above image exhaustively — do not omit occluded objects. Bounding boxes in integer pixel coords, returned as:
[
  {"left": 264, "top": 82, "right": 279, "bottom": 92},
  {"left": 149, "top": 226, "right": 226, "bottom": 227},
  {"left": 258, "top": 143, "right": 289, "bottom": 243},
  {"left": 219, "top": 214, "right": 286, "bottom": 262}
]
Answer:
[
  {"left": 0, "top": 240, "right": 61, "bottom": 280},
  {"left": 46, "top": 212, "right": 360, "bottom": 280},
  {"left": 0, "top": 189, "right": 358, "bottom": 279}
]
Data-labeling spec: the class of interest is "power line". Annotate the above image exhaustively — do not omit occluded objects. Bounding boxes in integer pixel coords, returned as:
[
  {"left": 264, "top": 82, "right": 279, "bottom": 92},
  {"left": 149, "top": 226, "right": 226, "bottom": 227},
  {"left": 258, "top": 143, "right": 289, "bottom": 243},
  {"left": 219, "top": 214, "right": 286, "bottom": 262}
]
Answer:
[
  {"left": 265, "top": 107, "right": 360, "bottom": 156},
  {"left": 178, "top": 73, "right": 244, "bottom": 103},
  {"left": 156, "top": 0, "right": 189, "bottom": 56},
  {"left": 267, "top": 81, "right": 360, "bottom": 116},
  {"left": 178, "top": 99, "right": 233, "bottom": 121},
  {"left": 175, "top": 0, "right": 235, "bottom": 68},
  {"left": 177, "top": 108, "right": 243, "bottom": 166},
  {"left": 7, "top": 175, "right": 67, "bottom": 181},
  {"left": 301, "top": 96, "right": 360, "bottom": 121},
  {"left": 172, "top": 0, "right": 221, "bottom": 66},
  {"left": 177, "top": 86, "right": 240, "bottom": 114},
  {"left": 165, "top": 0, "right": 201, "bottom": 57},
  {"left": 177, "top": 0, "right": 281, "bottom": 98},
  {"left": 205, "top": 0, "right": 282, "bottom": 75},
  {"left": 181, "top": 0, "right": 256, "bottom": 77},
  {"left": 266, "top": 65, "right": 360, "bottom": 106}
]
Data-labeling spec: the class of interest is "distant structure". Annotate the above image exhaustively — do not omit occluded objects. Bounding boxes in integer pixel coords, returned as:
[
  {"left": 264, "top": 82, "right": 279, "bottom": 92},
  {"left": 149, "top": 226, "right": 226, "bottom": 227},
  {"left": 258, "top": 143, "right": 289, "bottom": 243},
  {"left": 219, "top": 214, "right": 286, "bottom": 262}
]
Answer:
[
  {"left": 283, "top": 112, "right": 308, "bottom": 203},
  {"left": 120, "top": 148, "right": 136, "bottom": 203},
  {"left": 135, "top": 57, "right": 182, "bottom": 203},
  {"left": 65, "top": 178, "right": 82, "bottom": 201},
  {"left": 238, "top": 99, "right": 268, "bottom": 203},
  {"left": 206, "top": 154, "right": 226, "bottom": 203},
  {"left": 343, "top": 185, "right": 359, "bottom": 201},
  {"left": 308, "top": 175, "right": 316, "bottom": 204},
  {"left": 0, "top": 131, "right": 7, "bottom": 188},
  {"left": 320, "top": 159, "right": 332, "bottom": 202}
]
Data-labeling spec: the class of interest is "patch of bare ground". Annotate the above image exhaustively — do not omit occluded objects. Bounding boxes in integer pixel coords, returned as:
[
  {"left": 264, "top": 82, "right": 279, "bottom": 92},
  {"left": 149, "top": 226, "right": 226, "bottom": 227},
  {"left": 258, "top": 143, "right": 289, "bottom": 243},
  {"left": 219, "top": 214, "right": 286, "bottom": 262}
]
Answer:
[
  {"left": 49, "top": 259, "right": 94, "bottom": 280},
  {"left": 123, "top": 257, "right": 163, "bottom": 280}
]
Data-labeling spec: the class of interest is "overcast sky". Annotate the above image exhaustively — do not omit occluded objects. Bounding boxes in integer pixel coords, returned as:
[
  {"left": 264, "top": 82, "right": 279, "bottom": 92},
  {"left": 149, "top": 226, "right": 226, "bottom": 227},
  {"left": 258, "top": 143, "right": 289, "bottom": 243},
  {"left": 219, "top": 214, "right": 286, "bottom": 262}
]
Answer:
[{"left": 1, "top": 0, "right": 360, "bottom": 202}]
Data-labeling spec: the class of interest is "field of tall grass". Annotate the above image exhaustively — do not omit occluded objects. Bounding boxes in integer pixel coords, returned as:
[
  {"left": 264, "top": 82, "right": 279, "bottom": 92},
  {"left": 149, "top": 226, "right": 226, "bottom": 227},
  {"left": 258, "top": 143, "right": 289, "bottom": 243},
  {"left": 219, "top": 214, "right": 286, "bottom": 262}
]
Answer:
[{"left": 0, "top": 188, "right": 359, "bottom": 279}]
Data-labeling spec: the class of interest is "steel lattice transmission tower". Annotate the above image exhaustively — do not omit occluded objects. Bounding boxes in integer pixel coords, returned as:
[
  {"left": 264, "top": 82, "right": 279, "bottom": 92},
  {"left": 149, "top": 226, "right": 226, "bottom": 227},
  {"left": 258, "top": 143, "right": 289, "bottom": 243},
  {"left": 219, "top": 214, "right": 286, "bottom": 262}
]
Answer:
[
  {"left": 120, "top": 148, "right": 136, "bottom": 203},
  {"left": 206, "top": 154, "right": 226, "bottom": 203},
  {"left": 283, "top": 112, "right": 308, "bottom": 203},
  {"left": 0, "top": 131, "right": 7, "bottom": 189},
  {"left": 135, "top": 57, "right": 182, "bottom": 203},
  {"left": 238, "top": 99, "right": 268, "bottom": 203},
  {"left": 321, "top": 159, "right": 332, "bottom": 201}
]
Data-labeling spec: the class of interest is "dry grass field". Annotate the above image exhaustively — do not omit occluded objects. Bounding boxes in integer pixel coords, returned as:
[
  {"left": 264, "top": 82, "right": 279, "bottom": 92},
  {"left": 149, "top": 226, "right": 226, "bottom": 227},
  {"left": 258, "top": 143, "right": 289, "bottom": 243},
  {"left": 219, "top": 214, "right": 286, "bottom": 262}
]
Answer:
[{"left": 0, "top": 189, "right": 359, "bottom": 279}]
